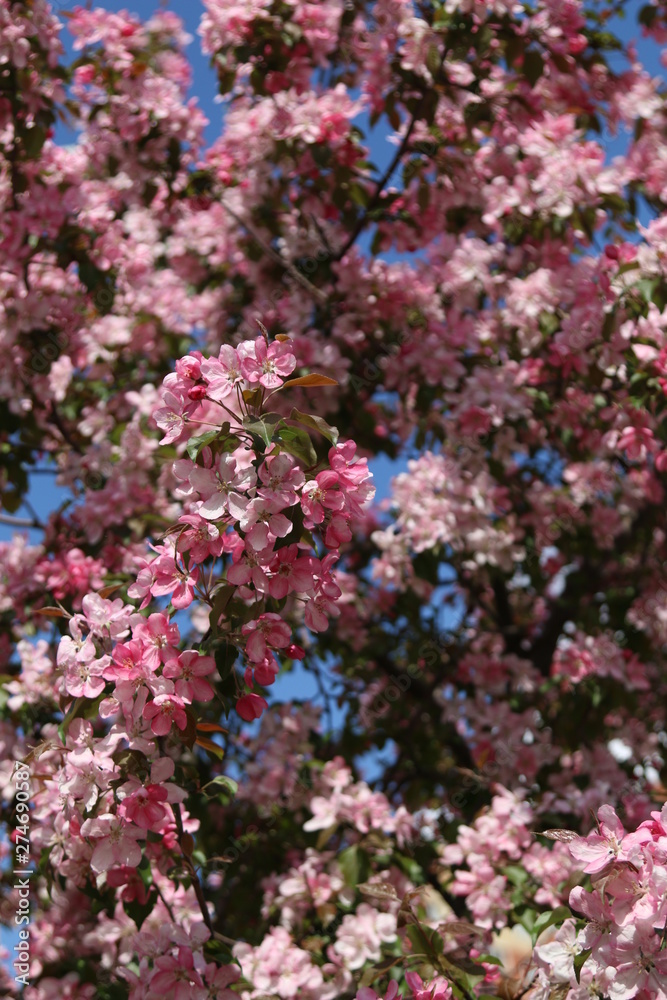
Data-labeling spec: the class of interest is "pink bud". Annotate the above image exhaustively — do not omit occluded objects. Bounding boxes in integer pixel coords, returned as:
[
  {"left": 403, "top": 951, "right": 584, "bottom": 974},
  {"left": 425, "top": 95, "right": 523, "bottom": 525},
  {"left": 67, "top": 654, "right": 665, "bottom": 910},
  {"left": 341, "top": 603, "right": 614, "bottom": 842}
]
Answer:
[
  {"left": 287, "top": 644, "right": 306, "bottom": 660},
  {"left": 236, "top": 693, "right": 268, "bottom": 722}
]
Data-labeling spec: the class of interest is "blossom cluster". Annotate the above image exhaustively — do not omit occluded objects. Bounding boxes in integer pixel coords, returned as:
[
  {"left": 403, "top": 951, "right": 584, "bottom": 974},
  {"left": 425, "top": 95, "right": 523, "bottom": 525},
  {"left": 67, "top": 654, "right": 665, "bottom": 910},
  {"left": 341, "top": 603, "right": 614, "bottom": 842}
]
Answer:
[
  {"left": 533, "top": 805, "right": 667, "bottom": 1000},
  {"left": 2, "top": 0, "right": 667, "bottom": 998}
]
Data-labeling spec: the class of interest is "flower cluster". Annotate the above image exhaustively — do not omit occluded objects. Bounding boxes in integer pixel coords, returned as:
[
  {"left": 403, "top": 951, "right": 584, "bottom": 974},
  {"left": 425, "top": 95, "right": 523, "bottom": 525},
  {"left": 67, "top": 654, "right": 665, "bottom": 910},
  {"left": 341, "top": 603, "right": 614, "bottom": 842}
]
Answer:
[{"left": 534, "top": 805, "right": 667, "bottom": 1000}]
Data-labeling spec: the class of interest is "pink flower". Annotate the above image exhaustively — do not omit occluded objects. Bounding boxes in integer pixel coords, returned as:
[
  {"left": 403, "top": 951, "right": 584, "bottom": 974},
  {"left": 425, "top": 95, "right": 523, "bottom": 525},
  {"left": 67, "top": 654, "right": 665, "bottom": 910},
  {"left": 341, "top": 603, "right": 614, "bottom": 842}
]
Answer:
[
  {"left": 203, "top": 962, "right": 240, "bottom": 999},
  {"left": 199, "top": 344, "right": 244, "bottom": 400},
  {"left": 142, "top": 693, "right": 189, "bottom": 736},
  {"left": 258, "top": 453, "right": 305, "bottom": 505},
  {"left": 149, "top": 948, "right": 206, "bottom": 1000},
  {"left": 130, "top": 612, "right": 180, "bottom": 667},
  {"left": 239, "top": 335, "right": 297, "bottom": 389},
  {"left": 406, "top": 973, "right": 452, "bottom": 1000},
  {"left": 154, "top": 389, "right": 191, "bottom": 444},
  {"left": 176, "top": 513, "right": 224, "bottom": 562},
  {"left": 357, "top": 984, "right": 400, "bottom": 1000},
  {"left": 119, "top": 783, "right": 169, "bottom": 831},
  {"left": 301, "top": 470, "right": 345, "bottom": 526},
  {"left": 236, "top": 692, "right": 269, "bottom": 721},
  {"left": 150, "top": 549, "right": 200, "bottom": 609},
  {"left": 568, "top": 804, "right": 628, "bottom": 875},
  {"left": 267, "top": 545, "right": 315, "bottom": 598},
  {"left": 189, "top": 454, "right": 255, "bottom": 522},
  {"left": 242, "top": 612, "right": 292, "bottom": 662},
  {"left": 162, "top": 650, "right": 216, "bottom": 703},
  {"left": 232, "top": 495, "right": 293, "bottom": 550},
  {"left": 102, "top": 638, "right": 153, "bottom": 683},
  {"left": 81, "top": 813, "right": 143, "bottom": 873},
  {"left": 254, "top": 657, "right": 279, "bottom": 687}
]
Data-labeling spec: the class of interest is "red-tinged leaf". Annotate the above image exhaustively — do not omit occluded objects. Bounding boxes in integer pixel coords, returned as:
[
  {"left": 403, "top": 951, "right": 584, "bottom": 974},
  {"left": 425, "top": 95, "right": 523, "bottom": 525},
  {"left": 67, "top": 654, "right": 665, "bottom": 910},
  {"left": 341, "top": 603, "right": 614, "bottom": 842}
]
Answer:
[
  {"left": 98, "top": 583, "right": 122, "bottom": 598},
  {"left": 196, "top": 721, "right": 228, "bottom": 734},
  {"left": 275, "top": 334, "right": 292, "bottom": 342},
  {"left": 285, "top": 374, "right": 338, "bottom": 387},
  {"left": 180, "top": 833, "right": 195, "bottom": 856},
  {"left": 195, "top": 736, "right": 226, "bottom": 759},
  {"left": 242, "top": 388, "right": 262, "bottom": 406},
  {"left": 35, "top": 606, "right": 70, "bottom": 618}
]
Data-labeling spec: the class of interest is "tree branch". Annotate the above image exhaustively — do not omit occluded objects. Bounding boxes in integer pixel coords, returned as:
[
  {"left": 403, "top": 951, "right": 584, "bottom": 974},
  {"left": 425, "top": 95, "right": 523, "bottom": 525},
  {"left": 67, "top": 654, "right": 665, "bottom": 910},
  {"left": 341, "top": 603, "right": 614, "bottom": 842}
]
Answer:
[
  {"left": 333, "top": 107, "right": 423, "bottom": 262},
  {"left": 172, "top": 801, "right": 214, "bottom": 935},
  {"left": 220, "top": 200, "right": 328, "bottom": 306},
  {"left": 0, "top": 512, "right": 43, "bottom": 529}
]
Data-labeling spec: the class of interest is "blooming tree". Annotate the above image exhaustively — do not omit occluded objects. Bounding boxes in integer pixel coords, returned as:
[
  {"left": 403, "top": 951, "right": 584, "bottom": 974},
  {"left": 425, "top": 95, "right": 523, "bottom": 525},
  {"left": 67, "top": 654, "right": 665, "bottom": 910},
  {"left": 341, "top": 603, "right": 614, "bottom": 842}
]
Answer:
[{"left": 1, "top": 0, "right": 667, "bottom": 998}]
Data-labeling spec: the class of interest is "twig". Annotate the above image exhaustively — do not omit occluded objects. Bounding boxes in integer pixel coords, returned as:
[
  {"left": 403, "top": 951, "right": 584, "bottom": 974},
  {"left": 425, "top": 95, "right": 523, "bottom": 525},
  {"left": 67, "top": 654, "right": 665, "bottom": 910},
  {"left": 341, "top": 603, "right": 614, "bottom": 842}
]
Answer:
[
  {"left": 47, "top": 402, "right": 84, "bottom": 455},
  {"left": 0, "top": 512, "right": 43, "bottom": 529},
  {"left": 154, "top": 882, "right": 177, "bottom": 923},
  {"left": 333, "top": 104, "right": 424, "bottom": 262},
  {"left": 172, "top": 802, "right": 214, "bottom": 934},
  {"left": 220, "top": 199, "right": 328, "bottom": 306},
  {"left": 310, "top": 212, "right": 335, "bottom": 256}
]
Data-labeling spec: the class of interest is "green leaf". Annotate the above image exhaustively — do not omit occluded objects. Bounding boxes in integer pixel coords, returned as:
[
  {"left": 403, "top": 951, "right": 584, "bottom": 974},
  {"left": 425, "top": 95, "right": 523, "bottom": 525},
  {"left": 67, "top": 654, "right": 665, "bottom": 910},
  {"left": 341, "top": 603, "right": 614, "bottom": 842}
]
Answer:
[
  {"left": 349, "top": 182, "right": 369, "bottom": 208},
  {"left": 523, "top": 49, "right": 544, "bottom": 86},
  {"left": 186, "top": 429, "right": 221, "bottom": 461},
  {"left": 20, "top": 124, "right": 47, "bottom": 159},
  {"left": 394, "top": 853, "right": 425, "bottom": 883},
  {"left": 202, "top": 775, "right": 238, "bottom": 799},
  {"left": 1, "top": 489, "right": 23, "bottom": 513},
  {"left": 370, "top": 228, "right": 384, "bottom": 256},
  {"left": 58, "top": 695, "right": 102, "bottom": 743},
  {"left": 501, "top": 864, "right": 529, "bottom": 886},
  {"left": 574, "top": 948, "right": 592, "bottom": 984},
  {"left": 195, "top": 735, "right": 226, "bottom": 759},
  {"left": 124, "top": 889, "right": 157, "bottom": 931},
  {"left": 243, "top": 416, "right": 275, "bottom": 449},
  {"left": 210, "top": 584, "right": 235, "bottom": 634},
  {"left": 290, "top": 408, "right": 339, "bottom": 445},
  {"left": 274, "top": 424, "right": 317, "bottom": 467},
  {"left": 214, "top": 641, "right": 238, "bottom": 677},
  {"left": 639, "top": 4, "right": 657, "bottom": 29},
  {"left": 426, "top": 45, "right": 441, "bottom": 79},
  {"left": 505, "top": 35, "right": 525, "bottom": 68},
  {"left": 285, "top": 374, "right": 338, "bottom": 388},
  {"left": 532, "top": 905, "right": 573, "bottom": 941},
  {"left": 339, "top": 845, "right": 360, "bottom": 887}
]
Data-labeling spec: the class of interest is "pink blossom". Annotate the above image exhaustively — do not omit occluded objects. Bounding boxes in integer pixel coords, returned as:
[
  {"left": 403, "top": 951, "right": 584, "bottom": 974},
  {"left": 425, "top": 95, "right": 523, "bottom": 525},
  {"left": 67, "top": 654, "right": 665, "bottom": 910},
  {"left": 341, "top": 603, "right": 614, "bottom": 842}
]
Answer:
[
  {"left": 119, "top": 783, "right": 169, "bottom": 831},
  {"left": 149, "top": 948, "right": 206, "bottom": 1000},
  {"left": 568, "top": 804, "right": 628, "bottom": 875},
  {"left": 142, "top": 693, "right": 189, "bottom": 736},
  {"left": 406, "top": 974, "right": 452, "bottom": 1000},
  {"left": 162, "top": 650, "right": 216, "bottom": 703},
  {"left": 267, "top": 545, "right": 314, "bottom": 598},
  {"left": 81, "top": 813, "right": 143, "bottom": 873},
  {"left": 236, "top": 692, "right": 269, "bottom": 722},
  {"left": 242, "top": 612, "right": 292, "bottom": 662},
  {"left": 239, "top": 335, "right": 297, "bottom": 389},
  {"left": 199, "top": 344, "right": 244, "bottom": 400},
  {"left": 150, "top": 549, "right": 200, "bottom": 609}
]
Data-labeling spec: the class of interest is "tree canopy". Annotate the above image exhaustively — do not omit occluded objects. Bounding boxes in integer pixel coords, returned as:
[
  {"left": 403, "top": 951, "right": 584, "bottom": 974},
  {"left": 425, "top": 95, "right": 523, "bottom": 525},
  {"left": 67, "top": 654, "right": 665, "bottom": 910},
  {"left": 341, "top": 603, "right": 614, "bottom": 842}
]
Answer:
[{"left": 2, "top": 1, "right": 667, "bottom": 999}]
